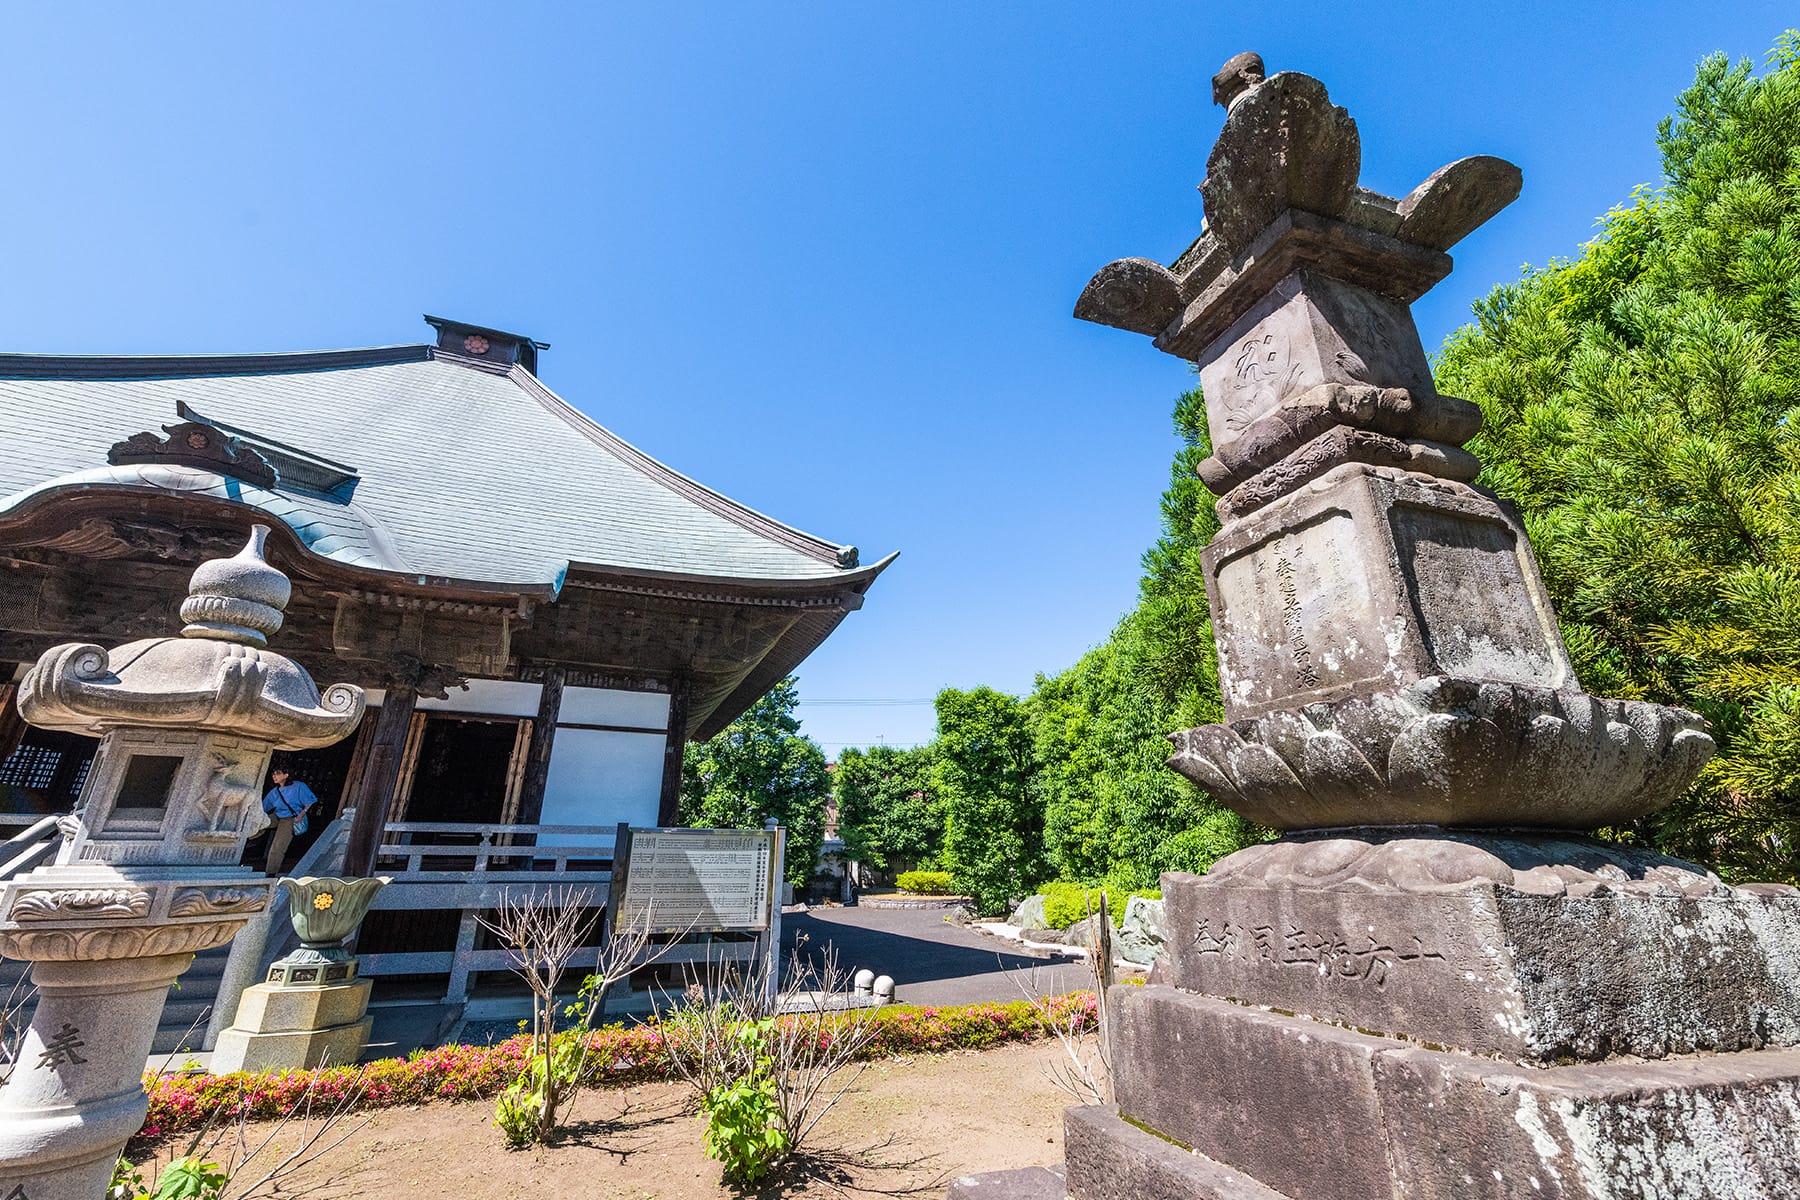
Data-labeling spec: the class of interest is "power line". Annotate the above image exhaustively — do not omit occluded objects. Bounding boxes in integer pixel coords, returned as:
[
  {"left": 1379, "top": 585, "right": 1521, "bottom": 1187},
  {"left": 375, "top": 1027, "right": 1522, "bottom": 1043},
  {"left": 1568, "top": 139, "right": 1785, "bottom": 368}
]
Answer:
[{"left": 795, "top": 698, "right": 935, "bottom": 707}]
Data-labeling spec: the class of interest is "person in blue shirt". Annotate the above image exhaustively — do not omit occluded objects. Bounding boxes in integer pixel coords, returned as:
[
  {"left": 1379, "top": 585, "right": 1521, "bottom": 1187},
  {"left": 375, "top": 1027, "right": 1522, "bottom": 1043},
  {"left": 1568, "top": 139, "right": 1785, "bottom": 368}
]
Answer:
[{"left": 262, "top": 767, "right": 319, "bottom": 875}]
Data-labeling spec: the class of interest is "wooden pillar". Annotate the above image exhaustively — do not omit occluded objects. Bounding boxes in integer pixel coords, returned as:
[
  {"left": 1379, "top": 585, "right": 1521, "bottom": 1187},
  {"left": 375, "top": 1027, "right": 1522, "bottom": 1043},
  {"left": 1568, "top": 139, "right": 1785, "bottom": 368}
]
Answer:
[
  {"left": 342, "top": 682, "right": 419, "bottom": 877},
  {"left": 0, "top": 680, "right": 28, "bottom": 764},
  {"left": 515, "top": 666, "right": 564, "bottom": 827},
  {"left": 657, "top": 680, "right": 690, "bottom": 827}
]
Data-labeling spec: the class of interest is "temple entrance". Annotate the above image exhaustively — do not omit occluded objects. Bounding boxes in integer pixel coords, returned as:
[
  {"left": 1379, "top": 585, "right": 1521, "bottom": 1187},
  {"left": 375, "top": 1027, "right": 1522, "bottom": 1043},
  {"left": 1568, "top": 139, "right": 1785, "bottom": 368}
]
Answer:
[{"left": 398, "top": 714, "right": 528, "bottom": 827}]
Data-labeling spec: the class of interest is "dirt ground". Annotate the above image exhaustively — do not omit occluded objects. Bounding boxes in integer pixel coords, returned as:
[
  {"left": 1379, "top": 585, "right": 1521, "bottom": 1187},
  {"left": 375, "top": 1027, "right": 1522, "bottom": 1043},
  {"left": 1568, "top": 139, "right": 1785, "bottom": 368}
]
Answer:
[{"left": 137, "top": 1040, "right": 1075, "bottom": 1199}]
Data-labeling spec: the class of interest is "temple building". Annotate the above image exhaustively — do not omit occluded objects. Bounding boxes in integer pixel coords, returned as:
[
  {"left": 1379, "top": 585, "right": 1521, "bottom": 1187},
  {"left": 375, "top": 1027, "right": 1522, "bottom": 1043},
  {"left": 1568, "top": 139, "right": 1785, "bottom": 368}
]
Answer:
[{"left": 0, "top": 315, "right": 889, "bottom": 1028}]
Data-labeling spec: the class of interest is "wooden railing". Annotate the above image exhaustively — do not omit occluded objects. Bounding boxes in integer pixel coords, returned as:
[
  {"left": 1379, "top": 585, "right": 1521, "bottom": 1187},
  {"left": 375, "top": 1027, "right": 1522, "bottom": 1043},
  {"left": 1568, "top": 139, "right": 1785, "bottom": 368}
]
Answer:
[{"left": 362, "top": 821, "right": 639, "bottom": 1002}]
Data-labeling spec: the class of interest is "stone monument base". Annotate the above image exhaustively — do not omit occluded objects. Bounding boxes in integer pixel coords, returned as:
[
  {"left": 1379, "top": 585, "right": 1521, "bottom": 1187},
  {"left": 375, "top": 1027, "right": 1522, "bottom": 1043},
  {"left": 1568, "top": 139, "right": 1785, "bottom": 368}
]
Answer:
[{"left": 209, "top": 977, "right": 373, "bottom": 1072}]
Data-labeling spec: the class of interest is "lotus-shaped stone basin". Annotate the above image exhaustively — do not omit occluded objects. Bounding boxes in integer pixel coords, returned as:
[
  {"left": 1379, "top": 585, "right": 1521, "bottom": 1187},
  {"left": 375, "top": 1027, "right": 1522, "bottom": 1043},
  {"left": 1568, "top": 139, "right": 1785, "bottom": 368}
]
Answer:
[{"left": 279, "top": 876, "right": 391, "bottom": 951}]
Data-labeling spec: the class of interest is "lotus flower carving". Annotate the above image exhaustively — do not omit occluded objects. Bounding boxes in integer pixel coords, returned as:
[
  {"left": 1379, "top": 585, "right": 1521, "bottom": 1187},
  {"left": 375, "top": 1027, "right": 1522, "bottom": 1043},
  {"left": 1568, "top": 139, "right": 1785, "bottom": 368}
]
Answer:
[{"left": 1167, "top": 676, "right": 1714, "bottom": 830}]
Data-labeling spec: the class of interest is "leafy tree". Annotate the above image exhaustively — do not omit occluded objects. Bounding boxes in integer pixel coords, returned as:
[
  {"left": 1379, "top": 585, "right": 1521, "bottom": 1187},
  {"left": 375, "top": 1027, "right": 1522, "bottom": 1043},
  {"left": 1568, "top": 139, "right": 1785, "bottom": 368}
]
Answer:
[
  {"left": 1026, "top": 382, "right": 1260, "bottom": 889},
  {"left": 833, "top": 744, "right": 941, "bottom": 877},
  {"left": 1436, "top": 33, "right": 1800, "bottom": 881},
  {"left": 679, "top": 677, "right": 830, "bottom": 888},
  {"left": 933, "top": 687, "right": 1046, "bottom": 913}
]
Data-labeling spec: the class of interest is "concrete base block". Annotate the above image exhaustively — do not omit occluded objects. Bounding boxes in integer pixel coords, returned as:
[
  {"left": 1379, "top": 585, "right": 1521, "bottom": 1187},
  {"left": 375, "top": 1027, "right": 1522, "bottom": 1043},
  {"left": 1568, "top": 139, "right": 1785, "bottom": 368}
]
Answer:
[
  {"left": 210, "top": 1016, "right": 372, "bottom": 1073},
  {"left": 1063, "top": 1106, "right": 1292, "bottom": 1200},
  {"left": 230, "top": 978, "right": 372, "bottom": 1033},
  {"left": 1111, "top": 985, "right": 1800, "bottom": 1200}
]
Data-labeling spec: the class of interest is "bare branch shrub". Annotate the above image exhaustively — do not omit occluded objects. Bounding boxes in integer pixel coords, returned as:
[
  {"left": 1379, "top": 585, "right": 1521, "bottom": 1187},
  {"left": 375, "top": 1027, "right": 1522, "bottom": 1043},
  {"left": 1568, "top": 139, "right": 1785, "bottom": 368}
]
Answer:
[
  {"left": 0, "top": 964, "right": 35, "bottom": 1085},
  {"left": 114, "top": 1066, "right": 371, "bottom": 1199},
  {"left": 1010, "top": 892, "right": 1112, "bottom": 1105},
  {"left": 479, "top": 884, "right": 665, "bottom": 1146}
]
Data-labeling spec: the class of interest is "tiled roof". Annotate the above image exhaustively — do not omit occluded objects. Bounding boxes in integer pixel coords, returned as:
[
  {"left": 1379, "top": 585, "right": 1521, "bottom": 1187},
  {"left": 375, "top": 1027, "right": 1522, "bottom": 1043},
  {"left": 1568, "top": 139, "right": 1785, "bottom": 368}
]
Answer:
[{"left": 0, "top": 345, "right": 874, "bottom": 592}]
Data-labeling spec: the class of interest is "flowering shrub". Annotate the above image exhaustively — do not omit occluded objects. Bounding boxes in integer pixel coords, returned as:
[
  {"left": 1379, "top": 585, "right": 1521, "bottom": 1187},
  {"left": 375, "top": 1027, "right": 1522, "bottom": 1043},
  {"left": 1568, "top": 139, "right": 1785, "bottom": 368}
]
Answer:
[{"left": 139, "top": 992, "right": 1097, "bottom": 1138}]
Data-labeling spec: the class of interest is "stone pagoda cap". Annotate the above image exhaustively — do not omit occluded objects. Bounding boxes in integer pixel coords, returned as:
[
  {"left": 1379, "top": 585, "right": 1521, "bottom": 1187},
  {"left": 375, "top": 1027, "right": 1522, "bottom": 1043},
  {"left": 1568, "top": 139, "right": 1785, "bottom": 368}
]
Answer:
[
  {"left": 17, "top": 525, "right": 365, "bottom": 748},
  {"left": 1075, "top": 52, "right": 1523, "bottom": 361}
]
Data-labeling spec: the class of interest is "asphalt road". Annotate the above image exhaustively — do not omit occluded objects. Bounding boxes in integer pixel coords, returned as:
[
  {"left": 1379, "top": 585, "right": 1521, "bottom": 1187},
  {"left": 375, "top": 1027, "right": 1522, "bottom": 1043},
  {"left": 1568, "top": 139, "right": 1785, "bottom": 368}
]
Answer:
[{"left": 780, "top": 904, "right": 1092, "bottom": 1006}]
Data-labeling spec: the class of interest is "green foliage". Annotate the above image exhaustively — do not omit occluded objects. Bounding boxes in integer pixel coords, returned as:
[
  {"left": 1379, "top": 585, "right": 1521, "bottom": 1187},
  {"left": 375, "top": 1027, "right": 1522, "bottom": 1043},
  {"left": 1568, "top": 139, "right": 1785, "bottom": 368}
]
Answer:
[
  {"left": 680, "top": 677, "right": 832, "bottom": 887},
  {"left": 111, "top": 1157, "right": 227, "bottom": 1200},
  {"left": 700, "top": 1019, "right": 791, "bottom": 1184},
  {"left": 1038, "top": 881, "right": 1158, "bottom": 929},
  {"left": 834, "top": 743, "right": 941, "bottom": 874},
  {"left": 934, "top": 687, "right": 1047, "bottom": 914},
  {"left": 895, "top": 869, "right": 953, "bottom": 894},
  {"left": 1436, "top": 33, "right": 1800, "bottom": 881},
  {"left": 492, "top": 1031, "right": 585, "bottom": 1149}
]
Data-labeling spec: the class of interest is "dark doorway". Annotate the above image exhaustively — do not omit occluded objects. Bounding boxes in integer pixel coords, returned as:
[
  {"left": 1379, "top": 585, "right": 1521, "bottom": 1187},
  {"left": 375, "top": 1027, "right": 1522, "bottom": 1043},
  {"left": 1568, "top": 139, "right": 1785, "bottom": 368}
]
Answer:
[
  {"left": 404, "top": 716, "right": 519, "bottom": 825},
  {"left": 245, "top": 724, "right": 370, "bottom": 870}
]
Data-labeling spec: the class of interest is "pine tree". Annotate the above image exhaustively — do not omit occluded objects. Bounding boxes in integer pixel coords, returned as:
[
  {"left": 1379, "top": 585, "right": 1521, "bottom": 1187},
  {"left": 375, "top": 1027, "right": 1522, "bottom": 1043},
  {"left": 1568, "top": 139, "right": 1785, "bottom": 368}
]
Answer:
[{"left": 1437, "top": 33, "right": 1800, "bottom": 881}]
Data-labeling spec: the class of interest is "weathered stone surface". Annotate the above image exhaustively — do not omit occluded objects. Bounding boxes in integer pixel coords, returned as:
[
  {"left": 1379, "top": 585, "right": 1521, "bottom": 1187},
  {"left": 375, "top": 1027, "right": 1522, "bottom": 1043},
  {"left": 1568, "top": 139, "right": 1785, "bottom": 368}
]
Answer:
[
  {"left": 1195, "top": 382, "right": 1482, "bottom": 494},
  {"left": 1063, "top": 1106, "right": 1292, "bottom": 1200},
  {"left": 1214, "top": 428, "right": 1479, "bottom": 521},
  {"left": 1073, "top": 258, "right": 1184, "bottom": 339},
  {"left": 1160, "top": 834, "right": 1800, "bottom": 1061},
  {"left": 1168, "top": 676, "right": 1711, "bottom": 831},
  {"left": 1201, "top": 72, "right": 1360, "bottom": 252},
  {"left": 1394, "top": 155, "right": 1524, "bottom": 252},
  {"left": 1116, "top": 896, "right": 1166, "bottom": 966},
  {"left": 1010, "top": 894, "right": 1048, "bottom": 930},
  {"left": 1194, "top": 272, "right": 1436, "bottom": 457},
  {"left": 1158, "top": 212, "right": 1451, "bottom": 362},
  {"left": 948, "top": 1164, "right": 1066, "bottom": 1200},
  {"left": 1112, "top": 986, "right": 1395, "bottom": 1200},
  {"left": 1111, "top": 985, "right": 1800, "bottom": 1200},
  {"left": 1197, "top": 465, "right": 1580, "bottom": 725}
]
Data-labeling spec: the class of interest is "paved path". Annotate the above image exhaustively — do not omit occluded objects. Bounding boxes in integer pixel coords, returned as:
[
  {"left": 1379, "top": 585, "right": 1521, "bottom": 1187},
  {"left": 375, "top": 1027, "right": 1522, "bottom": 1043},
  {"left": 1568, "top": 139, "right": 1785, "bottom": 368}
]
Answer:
[{"left": 780, "top": 904, "right": 1091, "bottom": 1006}]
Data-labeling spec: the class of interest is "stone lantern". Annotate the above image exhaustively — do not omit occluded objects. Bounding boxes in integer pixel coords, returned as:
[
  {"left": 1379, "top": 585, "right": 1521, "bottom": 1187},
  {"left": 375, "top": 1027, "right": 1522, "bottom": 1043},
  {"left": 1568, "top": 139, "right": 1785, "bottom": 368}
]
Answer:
[{"left": 0, "top": 525, "right": 364, "bottom": 1200}]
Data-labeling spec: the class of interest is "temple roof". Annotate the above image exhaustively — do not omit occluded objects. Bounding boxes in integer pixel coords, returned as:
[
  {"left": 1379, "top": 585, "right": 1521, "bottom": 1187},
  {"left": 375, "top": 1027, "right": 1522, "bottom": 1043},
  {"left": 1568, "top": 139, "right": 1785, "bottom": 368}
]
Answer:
[{"left": 0, "top": 336, "right": 887, "bottom": 596}]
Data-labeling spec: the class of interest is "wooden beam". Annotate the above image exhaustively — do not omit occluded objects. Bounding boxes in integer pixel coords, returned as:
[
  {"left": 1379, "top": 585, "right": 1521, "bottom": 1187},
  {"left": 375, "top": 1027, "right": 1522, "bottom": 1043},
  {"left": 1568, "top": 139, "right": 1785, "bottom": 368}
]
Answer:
[
  {"left": 342, "top": 682, "right": 420, "bottom": 877},
  {"left": 658, "top": 678, "right": 690, "bottom": 826},
  {"left": 515, "top": 665, "right": 565, "bottom": 827}
]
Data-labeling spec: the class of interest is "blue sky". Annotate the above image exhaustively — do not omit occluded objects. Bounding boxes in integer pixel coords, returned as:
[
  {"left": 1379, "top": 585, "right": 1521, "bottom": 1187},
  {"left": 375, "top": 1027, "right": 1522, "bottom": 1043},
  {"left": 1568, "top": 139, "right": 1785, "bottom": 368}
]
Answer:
[{"left": 2, "top": 4, "right": 1791, "bottom": 752}]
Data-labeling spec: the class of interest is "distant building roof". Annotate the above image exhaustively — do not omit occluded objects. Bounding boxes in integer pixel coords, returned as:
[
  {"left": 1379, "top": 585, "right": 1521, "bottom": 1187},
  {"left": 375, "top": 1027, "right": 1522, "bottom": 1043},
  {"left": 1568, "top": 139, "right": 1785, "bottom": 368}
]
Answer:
[{"left": 0, "top": 327, "right": 886, "bottom": 596}]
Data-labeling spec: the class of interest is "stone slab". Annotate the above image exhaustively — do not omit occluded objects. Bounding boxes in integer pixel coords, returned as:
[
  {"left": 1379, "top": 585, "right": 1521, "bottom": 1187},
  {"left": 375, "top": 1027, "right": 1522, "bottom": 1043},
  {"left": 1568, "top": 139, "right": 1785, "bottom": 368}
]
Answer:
[
  {"left": 1110, "top": 985, "right": 1800, "bottom": 1200},
  {"left": 947, "top": 1164, "right": 1066, "bottom": 1200},
  {"left": 209, "top": 1015, "right": 371, "bottom": 1073},
  {"left": 1063, "top": 1106, "right": 1293, "bottom": 1200},
  {"left": 229, "top": 978, "right": 373, "bottom": 1034},
  {"left": 1200, "top": 466, "right": 1573, "bottom": 726},
  {"left": 1159, "top": 835, "right": 1800, "bottom": 1061}
]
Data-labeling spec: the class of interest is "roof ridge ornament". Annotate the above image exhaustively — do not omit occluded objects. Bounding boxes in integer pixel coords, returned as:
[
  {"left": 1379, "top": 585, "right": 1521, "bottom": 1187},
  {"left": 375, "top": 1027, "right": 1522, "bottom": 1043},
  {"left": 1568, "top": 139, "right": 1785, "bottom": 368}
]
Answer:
[{"left": 108, "top": 419, "right": 279, "bottom": 489}]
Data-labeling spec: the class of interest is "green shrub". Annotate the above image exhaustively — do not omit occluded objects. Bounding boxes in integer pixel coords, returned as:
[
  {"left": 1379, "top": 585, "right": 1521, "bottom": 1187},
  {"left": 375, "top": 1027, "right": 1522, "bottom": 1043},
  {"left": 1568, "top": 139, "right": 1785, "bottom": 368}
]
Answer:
[
  {"left": 1039, "top": 882, "right": 1159, "bottom": 929},
  {"left": 896, "top": 869, "right": 953, "bottom": 895},
  {"left": 700, "top": 1019, "right": 790, "bottom": 1184}
]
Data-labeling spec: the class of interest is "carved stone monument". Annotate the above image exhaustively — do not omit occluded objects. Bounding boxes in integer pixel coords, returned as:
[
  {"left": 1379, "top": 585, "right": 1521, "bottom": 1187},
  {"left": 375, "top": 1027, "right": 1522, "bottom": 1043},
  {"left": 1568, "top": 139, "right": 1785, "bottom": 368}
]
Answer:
[
  {"left": 0, "top": 526, "right": 364, "bottom": 1200},
  {"left": 959, "top": 54, "right": 1800, "bottom": 1200}
]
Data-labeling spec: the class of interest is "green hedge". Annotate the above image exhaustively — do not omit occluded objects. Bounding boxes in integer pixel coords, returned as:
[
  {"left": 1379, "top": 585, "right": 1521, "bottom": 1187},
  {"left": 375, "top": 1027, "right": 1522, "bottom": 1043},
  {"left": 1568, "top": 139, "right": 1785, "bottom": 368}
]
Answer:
[
  {"left": 896, "top": 869, "right": 954, "bottom": 894},
  {"left": 1039, "top": 882, "right": 1159, "bottom": 929}
]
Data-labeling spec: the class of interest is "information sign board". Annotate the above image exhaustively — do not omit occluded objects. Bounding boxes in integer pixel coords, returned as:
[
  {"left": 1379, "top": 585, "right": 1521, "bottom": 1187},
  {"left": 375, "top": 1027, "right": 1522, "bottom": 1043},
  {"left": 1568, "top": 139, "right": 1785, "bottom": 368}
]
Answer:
[{"left": 616, "top": 828, "right": 776, "bottom": 934}]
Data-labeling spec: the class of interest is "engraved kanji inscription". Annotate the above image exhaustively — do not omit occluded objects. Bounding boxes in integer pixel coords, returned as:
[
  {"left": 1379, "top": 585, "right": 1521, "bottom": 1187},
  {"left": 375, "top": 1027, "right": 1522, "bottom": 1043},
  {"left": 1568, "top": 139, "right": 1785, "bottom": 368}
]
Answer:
[{"left": 37, "top": 1023, "right": 87, "bottom": 1068}]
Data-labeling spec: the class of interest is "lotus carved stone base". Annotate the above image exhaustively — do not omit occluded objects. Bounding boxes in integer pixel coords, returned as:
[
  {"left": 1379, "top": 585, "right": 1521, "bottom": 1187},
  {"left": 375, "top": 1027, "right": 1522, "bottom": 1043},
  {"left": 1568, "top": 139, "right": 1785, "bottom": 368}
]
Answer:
[{"left": 1167, "top": 675, "right": 1714, "bottom": 830}]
